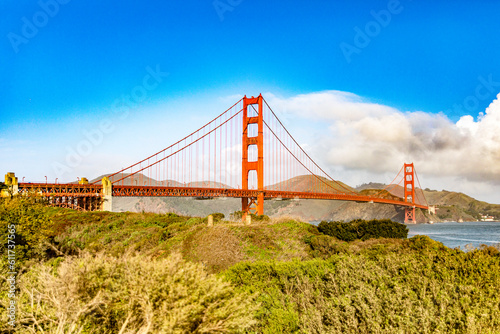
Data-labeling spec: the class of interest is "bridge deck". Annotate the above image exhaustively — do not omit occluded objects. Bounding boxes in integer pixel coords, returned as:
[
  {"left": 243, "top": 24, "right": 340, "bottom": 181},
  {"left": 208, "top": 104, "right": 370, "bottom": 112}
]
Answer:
[{"left": 18, "top": 183, "right": 428, "bottom": 210}]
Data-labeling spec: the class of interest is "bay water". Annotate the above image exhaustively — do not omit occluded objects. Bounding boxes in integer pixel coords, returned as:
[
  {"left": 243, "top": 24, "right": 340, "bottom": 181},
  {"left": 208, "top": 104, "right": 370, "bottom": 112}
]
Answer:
[{"left": 407, "top": 221, "right": 500, "bottom": 249}]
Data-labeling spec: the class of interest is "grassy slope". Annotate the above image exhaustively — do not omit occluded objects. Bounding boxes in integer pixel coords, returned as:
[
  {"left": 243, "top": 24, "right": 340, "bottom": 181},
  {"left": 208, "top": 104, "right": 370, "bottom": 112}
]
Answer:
[
  {"left": 50, "top": 209, "right": 500, "bottom": 333},
  {"left": 3, "top": 201, "right": 500, "bottom": 333},
  {"left": 48, "top": 209, "right": 319, "bottom": 273}
]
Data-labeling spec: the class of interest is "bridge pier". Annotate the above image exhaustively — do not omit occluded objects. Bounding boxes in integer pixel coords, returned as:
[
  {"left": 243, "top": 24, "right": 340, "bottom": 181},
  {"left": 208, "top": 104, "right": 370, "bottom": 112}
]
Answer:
[
  {"left": 1, "top": 173, "right": 18, "bottom": 197},
  {"left": 242, "top": 193, "right": 264, "bottom": 218},
  {"left": 405, "top": 207, "right": 416, "bottom": 224},
  {"left": 101, "top": 177, "right": 113, "bottom": 211}
]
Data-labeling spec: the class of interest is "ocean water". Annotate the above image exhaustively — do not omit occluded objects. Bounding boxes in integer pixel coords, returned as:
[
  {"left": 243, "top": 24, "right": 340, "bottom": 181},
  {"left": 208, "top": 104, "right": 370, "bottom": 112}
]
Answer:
[{"left": 407, "top": 221, "right": 500, "bottom": 249}]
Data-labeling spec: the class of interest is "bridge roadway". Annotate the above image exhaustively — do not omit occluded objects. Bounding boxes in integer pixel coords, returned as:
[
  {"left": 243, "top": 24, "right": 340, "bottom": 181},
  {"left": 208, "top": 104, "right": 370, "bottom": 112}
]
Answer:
[{"left": 17, "top": 183, "right": 429, "bottom": 210}]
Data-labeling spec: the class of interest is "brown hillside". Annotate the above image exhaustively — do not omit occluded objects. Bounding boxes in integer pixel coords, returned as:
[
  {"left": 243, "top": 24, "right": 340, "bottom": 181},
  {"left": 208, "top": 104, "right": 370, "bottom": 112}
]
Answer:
[
  {"left": 90, "top": 173, "right": 231, "bottom": 188},
  {"left": 266, "top": 175, "right": 356, "bottom": 193},
  {"left": 359, "top": 189, "right": 403, "bottom": 201}
]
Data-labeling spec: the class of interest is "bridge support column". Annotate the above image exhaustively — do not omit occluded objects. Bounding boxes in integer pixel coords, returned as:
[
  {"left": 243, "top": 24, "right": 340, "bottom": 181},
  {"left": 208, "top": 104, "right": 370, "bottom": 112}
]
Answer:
[
  {"left": 241, "top": 95, "right": 264, "bottom": 219},
  {"left": 405, "top": 207, "right": 416, "bottom": 224},
  {"left": 101, "top": 177, "right": 113, "bottom": 212},
  {"left": 2, "top": 173, "right": 19, "bottom": 197},
  {"left": 404, "top": 163, "right": 416, "bottom": 223}
]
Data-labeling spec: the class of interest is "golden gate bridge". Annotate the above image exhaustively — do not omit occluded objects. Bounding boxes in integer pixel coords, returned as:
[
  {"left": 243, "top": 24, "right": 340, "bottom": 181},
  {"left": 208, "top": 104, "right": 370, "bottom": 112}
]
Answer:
[{"left": 3, "top": 95, "right": 429, "bottom": 223}]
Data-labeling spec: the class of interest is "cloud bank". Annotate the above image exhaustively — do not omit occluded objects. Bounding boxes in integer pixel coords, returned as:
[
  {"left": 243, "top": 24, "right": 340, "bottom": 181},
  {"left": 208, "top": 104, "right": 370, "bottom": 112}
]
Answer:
[{"left": 266, "top": 91, "right": 500, "bottom": 188}]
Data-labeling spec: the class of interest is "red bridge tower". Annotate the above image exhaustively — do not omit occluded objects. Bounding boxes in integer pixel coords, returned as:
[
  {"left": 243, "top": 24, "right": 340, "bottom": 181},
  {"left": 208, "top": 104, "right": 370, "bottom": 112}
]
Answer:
[
  {"left": 404, "top": 163, "right": 416, "bottom": 223},
  {"left": 241, "top": 95, "right": 264, "bottom": 218}
]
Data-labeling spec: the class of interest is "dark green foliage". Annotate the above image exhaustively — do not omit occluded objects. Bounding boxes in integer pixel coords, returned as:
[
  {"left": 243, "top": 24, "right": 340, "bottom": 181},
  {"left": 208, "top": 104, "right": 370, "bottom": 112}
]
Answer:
[
  {"left": 318, "top": 220, "right": 357, "bottom": 241},
  {"left": 318, "top": 219, "right": 408, "bottom": 241},
  {"left": 306, "top": 234, "right": 349, "bottom": 258}
]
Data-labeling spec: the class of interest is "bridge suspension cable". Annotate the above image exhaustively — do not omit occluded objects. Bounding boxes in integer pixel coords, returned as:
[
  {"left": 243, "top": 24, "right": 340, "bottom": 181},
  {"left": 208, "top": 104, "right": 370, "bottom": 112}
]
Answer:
[
  {"left": 80, "top": 94, "right": 428, "bottom": 219},
  {"left": 261, "top": 98, "right": 357, "bottom": 195}
]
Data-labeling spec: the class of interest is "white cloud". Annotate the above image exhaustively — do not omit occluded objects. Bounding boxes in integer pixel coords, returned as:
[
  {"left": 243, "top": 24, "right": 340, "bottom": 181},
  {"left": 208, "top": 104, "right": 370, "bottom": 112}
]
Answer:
[{"left": 265, "top": 91, "right": 500, "bottom": 202}]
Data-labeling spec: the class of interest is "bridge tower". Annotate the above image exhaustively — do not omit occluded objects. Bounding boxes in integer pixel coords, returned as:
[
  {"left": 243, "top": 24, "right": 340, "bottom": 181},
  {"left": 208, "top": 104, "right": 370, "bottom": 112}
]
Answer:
[
  {"left": 241, "top": 95, "right": 264, "bottom": 218},
  {"left": 404, "top": 163, "right": 416, "bottom": 223}
]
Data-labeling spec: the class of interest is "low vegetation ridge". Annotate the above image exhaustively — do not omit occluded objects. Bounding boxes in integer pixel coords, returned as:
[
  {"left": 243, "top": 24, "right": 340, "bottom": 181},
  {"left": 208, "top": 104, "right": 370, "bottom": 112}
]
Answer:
[{"left": 1, "top": 197, "right": 500, "bottom": 333}]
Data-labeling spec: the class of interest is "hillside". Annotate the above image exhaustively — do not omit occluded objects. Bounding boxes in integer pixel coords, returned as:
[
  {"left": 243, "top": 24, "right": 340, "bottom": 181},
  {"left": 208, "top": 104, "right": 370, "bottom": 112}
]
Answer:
[
  {"left": 266, "top": 175, "right": 356, "bottom": 193},
  {"left": 2, "top": 198, "right": 499, "bottom": 333},
  {"left": 88, "top": 174, "right": 499, "bottom": 223},
  {"left": 423, "top": 189, "right": 500, "bottom": 221},
  {"left": 90, "top": 173, "right": 231, "bottom": 188},
  {"left": 356, "top": 183, "right": 500, "bottom": 222}
]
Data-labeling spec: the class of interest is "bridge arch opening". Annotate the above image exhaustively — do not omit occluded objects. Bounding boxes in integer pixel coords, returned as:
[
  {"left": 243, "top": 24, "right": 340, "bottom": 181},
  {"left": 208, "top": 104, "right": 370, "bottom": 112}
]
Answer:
[
  {"left": 248, "top": 145, "right": 258, "bottom": 162},
  {"left": 248, "top": 170, "right": 258, "bottom": 190},
  {"left": 247, "top": 123, "right": 258, "bottom": 137}
]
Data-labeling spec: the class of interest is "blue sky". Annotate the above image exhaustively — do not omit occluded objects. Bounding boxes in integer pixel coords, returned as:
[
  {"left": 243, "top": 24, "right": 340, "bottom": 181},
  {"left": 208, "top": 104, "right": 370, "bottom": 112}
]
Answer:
[{"left": 2, "top": 0, "right": 500, "bottom": 202}]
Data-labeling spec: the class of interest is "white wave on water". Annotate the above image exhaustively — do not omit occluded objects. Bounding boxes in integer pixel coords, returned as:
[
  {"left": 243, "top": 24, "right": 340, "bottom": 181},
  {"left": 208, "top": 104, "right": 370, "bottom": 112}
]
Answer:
[{"left": 407, "top": 222, "right": 500, "bottom": 248}]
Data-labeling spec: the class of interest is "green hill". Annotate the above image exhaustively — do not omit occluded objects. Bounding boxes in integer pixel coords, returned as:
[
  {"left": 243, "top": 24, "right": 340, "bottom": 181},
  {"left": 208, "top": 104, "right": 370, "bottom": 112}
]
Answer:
[{"left": 1, "top": 197, "right": 500, "bottom": 333}]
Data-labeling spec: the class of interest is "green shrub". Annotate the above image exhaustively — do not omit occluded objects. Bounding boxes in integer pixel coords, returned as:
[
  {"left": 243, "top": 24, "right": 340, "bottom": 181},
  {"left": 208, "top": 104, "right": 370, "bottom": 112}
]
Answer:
[
  {"left": 224, "top": 249, "right": 500, "bottom": 333},
  {"left": 318, "top": 220, "right": 357, "bottom": 241},
  {"left": 479, "top": 244, "right": 500, "bottom": 256},
  {"left": 307, "top": 234, "right": 349, "bottom": 257},
  {"left": 0, "top": 197, "right": 54, "bottom": 265},
  {"left": 318, "top": 219, "right": 408, "bottom": 241},
  {"left": 406, "top": 234, "right": 447, "bottom": 252},
  {"left": 6, "top": 252, "right": 258, "bottom": 333}
]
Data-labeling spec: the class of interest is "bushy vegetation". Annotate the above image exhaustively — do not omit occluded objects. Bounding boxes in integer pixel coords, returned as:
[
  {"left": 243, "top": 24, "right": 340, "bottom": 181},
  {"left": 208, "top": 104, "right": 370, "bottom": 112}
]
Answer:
[
  {"left": 2, "top": 252, "right": 257, "bottom": 333},
  {"left": 47, "top": 210, "right": 212, "bottom": 259},
  {"left": 1, "top": 197, "right": 500, "bottom": 333},
  {"left": 224, "top": 236, "right": 500, "bottom": 333},
  {"left": 318, "top": 219, "right": 408, "bottom": 241},
  {"left": 0, "top": 197, "right": 55, "bottom": 265}
]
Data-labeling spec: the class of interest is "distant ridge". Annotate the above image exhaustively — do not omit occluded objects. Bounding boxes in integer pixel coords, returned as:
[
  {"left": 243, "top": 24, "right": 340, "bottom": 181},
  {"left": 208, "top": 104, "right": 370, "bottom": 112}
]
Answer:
[
  {"left": 90, "top": 173, "right": 233, "bottom": 189},
  {"left": 267, "top": 175, "right": 356, "bottom": 193},
  {"left": 92, "top": 176, "right": 500, "bottom": 223}
]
